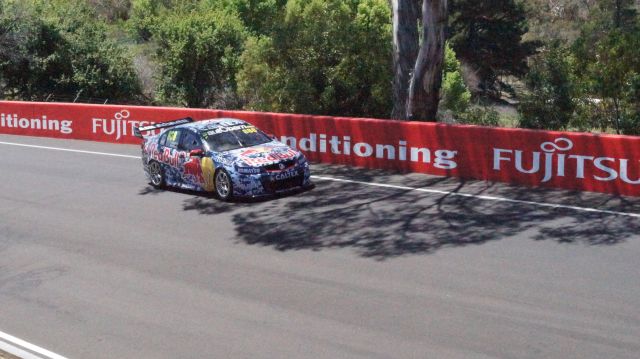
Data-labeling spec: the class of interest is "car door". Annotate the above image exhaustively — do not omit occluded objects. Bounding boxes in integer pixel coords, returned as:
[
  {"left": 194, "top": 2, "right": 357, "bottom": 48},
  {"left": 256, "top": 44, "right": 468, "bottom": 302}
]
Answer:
[
  {"left": 179, "top": 130, "right": 207, "bottom": 188},
  {"left": 156, "top": 128, "right": 183, "bottom": 185}
]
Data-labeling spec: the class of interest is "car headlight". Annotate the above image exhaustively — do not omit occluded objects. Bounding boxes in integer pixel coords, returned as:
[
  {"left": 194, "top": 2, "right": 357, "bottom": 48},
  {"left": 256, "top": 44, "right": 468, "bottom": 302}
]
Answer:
[{"left": 296, "top": 153, "right": 308, "bottom": 165}]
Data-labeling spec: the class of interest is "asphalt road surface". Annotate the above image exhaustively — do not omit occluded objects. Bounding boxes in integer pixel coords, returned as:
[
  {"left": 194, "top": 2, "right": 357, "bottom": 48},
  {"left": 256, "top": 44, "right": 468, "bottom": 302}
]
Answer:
[{"left": 1, "top": 134, "right": 640, "bottom": 359}]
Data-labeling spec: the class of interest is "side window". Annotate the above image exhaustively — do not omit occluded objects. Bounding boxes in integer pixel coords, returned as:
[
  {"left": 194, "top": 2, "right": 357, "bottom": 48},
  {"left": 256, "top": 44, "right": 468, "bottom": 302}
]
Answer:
[
  {"left": 165, "top": 130, "right": 181, "bottom": 149},
  {"left": 159, "top": 132, "right": 168, "bottom": 147},
  {"left": 180, "top": 131, "right": 201, "bottom": 151}
]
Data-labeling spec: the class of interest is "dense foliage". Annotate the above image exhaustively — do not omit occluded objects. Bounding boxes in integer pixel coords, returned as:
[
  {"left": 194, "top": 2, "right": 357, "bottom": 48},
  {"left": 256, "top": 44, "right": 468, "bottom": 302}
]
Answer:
[
  {"left": 441, "top": 43, "right": 471, "bottom": 116},
  {"left": 520, "top": 0, "right": 640, "bottom": 134},
  {"left": 237, "top": 0, "right": 392, "bottom": 118},
  {"left": 0, "top": 0, "right": 142, "bottom": 102},
  {"left": 449, "top": 0, "right": 538, "bottom": 96},
  {"left": 0, "top": 0, "right": 638, "bottom": 134},
  {"left": 519, "top": 42, "right": 576, "bottom": 130},
  {"left": 152, "top": 7, "right": 246, "bottom": 107}
]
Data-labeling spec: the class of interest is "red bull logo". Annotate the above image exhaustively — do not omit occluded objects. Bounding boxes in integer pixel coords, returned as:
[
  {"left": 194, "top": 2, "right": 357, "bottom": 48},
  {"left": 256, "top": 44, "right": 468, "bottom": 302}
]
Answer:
[
  {"left": 240, "top": 147, "right": 297, "bottom": 166},
  {"left": 184, "top": 157, "right": 204, "bottom": 184}
]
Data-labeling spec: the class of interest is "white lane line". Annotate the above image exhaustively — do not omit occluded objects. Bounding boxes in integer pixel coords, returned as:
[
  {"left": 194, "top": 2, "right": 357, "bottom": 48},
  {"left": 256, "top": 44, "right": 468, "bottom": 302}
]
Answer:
[
  {"left": 0, "top": 140, "right": 638, "bottom": 218},
  {"left": 312, "top": 176, "right": 640, "bottom": 218},
  {"left": 0, "top": 330, "right": 68, "bottom": 359},
  {"left": 0, "top": 141, "right": 140, "bottom": 159}
]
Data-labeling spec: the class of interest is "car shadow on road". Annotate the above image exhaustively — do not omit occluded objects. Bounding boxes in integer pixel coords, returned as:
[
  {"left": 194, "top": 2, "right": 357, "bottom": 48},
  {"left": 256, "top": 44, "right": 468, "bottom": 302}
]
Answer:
[
  {"left": 139, "top": 182, "right": 314, "bottom": 215},
  {"left": 171, "top": 165, "right": 640, "bottom": 259}
]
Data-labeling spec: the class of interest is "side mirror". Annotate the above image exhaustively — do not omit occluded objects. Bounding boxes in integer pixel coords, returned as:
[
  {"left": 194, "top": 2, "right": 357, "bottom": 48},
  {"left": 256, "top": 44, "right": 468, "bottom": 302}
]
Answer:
[
  {"left": 190, "top": 149, "right": 204, "bottom": 157},
  {"left": 268, "top": 134, "right": 277, "bottom": 141}
]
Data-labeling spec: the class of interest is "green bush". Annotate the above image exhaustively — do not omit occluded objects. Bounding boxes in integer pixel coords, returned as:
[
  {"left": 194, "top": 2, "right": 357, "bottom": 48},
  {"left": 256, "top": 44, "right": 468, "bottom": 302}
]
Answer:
[
  {"left": 459, "top": 106, "right": 500, "bottom": 126},
  {"left": 129, "top": 0, "right": 163, "bottom": 41},
  {"left": 441, "top": 43, "right": 471, "bottom": 116},
  {"left": 518, "top": 43, "right": 575, "bottom": 130},
  {"left": 200, "top": 0, "right": 286, "bottom": 35},
  {"left": 0, "top": 0, "right": 141, "bottom": 102},
  {"left": 571, "top": 1, "right": 640, "bottom": 134},
  {"left": 237, "top": 0, "right": 392, "bottom": 118},
  {"left": 621, "top": 73, "right": 640, "bottom": 134},
  {"left": 152, "top": 8, "right": 247, "bottom": 107},
  {"left": 88, "top": 0, "right": 132, "bottom": 22}
]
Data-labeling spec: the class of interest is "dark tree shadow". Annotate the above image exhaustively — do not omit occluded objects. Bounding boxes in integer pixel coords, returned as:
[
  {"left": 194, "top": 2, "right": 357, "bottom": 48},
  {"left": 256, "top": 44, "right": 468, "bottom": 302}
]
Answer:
[{"left": 165, "top": 164, "right": 640, "bottom": 260}]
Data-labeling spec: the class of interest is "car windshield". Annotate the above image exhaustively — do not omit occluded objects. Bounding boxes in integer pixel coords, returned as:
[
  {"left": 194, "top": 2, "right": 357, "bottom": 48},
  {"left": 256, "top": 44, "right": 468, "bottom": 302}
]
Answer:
[{"left": 203, "top": 125, "right": 272, "bottom": 152}]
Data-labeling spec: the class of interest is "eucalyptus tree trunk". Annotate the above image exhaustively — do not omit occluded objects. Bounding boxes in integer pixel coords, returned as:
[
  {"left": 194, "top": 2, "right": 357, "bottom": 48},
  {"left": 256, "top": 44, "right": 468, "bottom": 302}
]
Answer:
[
  {"left": 407, "top": 0, "right": 447, "bottom": 121},
  {"left": 391, "top": 0, "right": 420, "bottom": 120},
  {"left": 391, "top": 0, "right": 447, "bottom": 121}
]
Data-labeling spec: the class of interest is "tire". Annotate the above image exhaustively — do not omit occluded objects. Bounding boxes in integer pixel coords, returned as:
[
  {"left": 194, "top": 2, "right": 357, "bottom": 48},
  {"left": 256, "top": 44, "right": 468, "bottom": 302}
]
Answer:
[
  {"left": 215, "top": 169, "right": 234, "bottom": 201},
  {"left": 148, "top": 160, "right": 165, "bottom": 188}
]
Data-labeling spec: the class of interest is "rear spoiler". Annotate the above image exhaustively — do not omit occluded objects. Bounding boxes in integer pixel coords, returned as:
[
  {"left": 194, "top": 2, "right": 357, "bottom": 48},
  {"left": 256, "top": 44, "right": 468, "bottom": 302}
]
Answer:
[{"left": 134, "top": 117, "right": 194, "bottom": 138}]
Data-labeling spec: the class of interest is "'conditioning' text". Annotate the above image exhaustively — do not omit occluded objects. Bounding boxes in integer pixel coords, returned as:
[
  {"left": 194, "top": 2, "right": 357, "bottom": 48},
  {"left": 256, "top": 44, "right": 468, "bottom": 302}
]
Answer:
[
  {"left": 280, "top": 133, "right": 458, "bottom": 169},
  {"left": 1, "top": 113, "right": 73, "bottom": 134}
]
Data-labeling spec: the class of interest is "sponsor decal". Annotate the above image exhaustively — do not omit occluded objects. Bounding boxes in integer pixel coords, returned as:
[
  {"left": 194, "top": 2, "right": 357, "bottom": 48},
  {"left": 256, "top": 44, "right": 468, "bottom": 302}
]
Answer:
[
  {"left": 144, "top": 141, "right": 187, "bottom": 168},
  {"left": 279, "top": 133, "right": 458, "bottom": 169},
  {"left": 494, "top": 137, "right": 640, "bottom": 185},
  {"left": 207, "top": 124, "right": 253, "bottom": 135},
  {"left": 240, "top": 146, "right": 298, "bottom": 166},
  {"left": 0, "top": 113, "right": 73, "bottom": 134},
  {"left": 137, "top": 117, "right": 192, "bottom": 133},
  {"left": 236, "top": 167, "right": 262, "bottom": 175},
  {"left": 274, "top": 169, "right": 298, "bottom": 181},
  {"left": 183, "top": 156, "right": 205, "bottom": 184},
  {"left": 93, "top": 109, "right": 156, "bottom": 140}
]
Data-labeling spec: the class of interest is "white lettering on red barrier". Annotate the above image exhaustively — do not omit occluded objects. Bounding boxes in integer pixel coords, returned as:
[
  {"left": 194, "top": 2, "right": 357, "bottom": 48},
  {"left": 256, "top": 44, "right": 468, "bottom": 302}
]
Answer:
[
  {"left": 494, "top": 137, "right": 640, "bottom": 185},
  {"left": 92, "top": 109, "right": 156, "bottom": 140},
  {"left": 281, "top": 133, "right": 458, "bottom": 170},
  {"left": 1, "top": 101, "right": 638, "bottom": 196},
  {"left": 0, "top": 113, "right": 73, "bottom": 134}
]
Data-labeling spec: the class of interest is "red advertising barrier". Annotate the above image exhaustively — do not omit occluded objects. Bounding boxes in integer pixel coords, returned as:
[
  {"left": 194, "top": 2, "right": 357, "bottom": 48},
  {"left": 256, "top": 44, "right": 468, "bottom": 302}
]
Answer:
[{"left": 1, "top": 100, "right": 639, "bottom": 196}]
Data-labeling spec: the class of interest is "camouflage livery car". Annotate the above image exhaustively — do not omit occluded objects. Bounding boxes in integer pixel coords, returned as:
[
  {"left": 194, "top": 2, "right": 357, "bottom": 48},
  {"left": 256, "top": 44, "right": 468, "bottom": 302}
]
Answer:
[{"left": 136, "top": 117, "right": 312, "bottom": 200}]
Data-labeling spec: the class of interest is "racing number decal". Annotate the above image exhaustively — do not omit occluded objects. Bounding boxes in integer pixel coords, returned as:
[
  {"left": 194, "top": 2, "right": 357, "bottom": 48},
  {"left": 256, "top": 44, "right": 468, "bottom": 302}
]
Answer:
[{"left": 167, "top": 130, "right": 179, "bottom": 143}]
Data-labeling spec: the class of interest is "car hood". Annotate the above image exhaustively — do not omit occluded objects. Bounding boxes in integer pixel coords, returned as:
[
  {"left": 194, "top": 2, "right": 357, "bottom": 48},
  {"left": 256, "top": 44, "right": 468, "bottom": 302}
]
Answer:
[{"left": 224, "top": 142, "right": 300, "bottom": 167}]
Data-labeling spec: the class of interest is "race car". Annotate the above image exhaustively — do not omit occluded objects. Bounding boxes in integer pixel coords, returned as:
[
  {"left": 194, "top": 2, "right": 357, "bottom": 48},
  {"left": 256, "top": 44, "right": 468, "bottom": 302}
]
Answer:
[{"left": 135, "top": 117, "right": 312, "bottom": 200}]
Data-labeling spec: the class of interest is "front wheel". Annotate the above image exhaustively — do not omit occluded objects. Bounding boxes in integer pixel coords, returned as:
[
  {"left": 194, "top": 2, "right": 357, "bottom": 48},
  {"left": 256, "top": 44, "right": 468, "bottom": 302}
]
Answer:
[
  {"left": 215, "top": 169, "right": 233, "bottom": 201},
  {"left": 148, "top": 160, "right": 165, "bottom": 188}
]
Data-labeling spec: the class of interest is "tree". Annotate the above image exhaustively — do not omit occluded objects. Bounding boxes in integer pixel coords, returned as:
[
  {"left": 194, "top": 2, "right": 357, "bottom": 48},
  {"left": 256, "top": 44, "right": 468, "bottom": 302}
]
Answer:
[
  {"left": 205, "top": 0, "right": 288, "bottom": 35},
  {"left": 391, "top": 0, "right": 448, "bottom": 121},
  {"left": 525, "top": 0, "right": 599, "bottom": 43},
  {"left": 572, "top": 0, "right": 640, "bottom": 134},
  {"left": 87, "top": 0, "right": 132, "bottom": 22},
  {"left": 519, "top": 42, "right": 576, "bottom": 130},
  {"left": 0, "top": 0, "right": 141, "bottom": 102},
  {"left": 390, "top": 0, "right": 419, "bottom": 119},
  {"left": 152, "top": 8, "right": 247, "bottom": 107},
  {"left": 129, "top": 0, "right": 162, "bottom": 41},
  {"left": 610, "top": 0, "right": 638, "bottom": 28},
  {"left": 448, "top": 0, "right": 538, "bottom": 96},
  {"left": 441, "top": 43, "right": 471, "bottom": 116},
  {"left": 237, "top": 0, "right": 392, "bottom": 118},
  {"left": 55, "top": 2, "right": 142, "bottom": 101}
]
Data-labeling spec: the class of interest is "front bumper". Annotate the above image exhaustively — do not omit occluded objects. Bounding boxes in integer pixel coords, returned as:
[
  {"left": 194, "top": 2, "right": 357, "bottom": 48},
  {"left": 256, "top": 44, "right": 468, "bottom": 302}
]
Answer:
[{"left": 232, "top": 163, "right": 311, "bottom": 197}]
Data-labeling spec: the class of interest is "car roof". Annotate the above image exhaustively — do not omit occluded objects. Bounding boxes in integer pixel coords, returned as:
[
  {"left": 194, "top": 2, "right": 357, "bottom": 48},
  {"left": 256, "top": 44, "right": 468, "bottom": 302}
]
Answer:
[{"left": 177, "top": 118, "right": 250, "bottom": 132}]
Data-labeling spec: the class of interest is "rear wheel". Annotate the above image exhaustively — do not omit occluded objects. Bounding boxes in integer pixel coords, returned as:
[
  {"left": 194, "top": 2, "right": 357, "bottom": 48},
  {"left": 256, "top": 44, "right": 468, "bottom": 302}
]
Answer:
[
  {"left": 148, "top": 160, "right": 165, "bottom": 188},
  {"left": 215, "top": 169, "right": 233, "bottom": 201}
]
